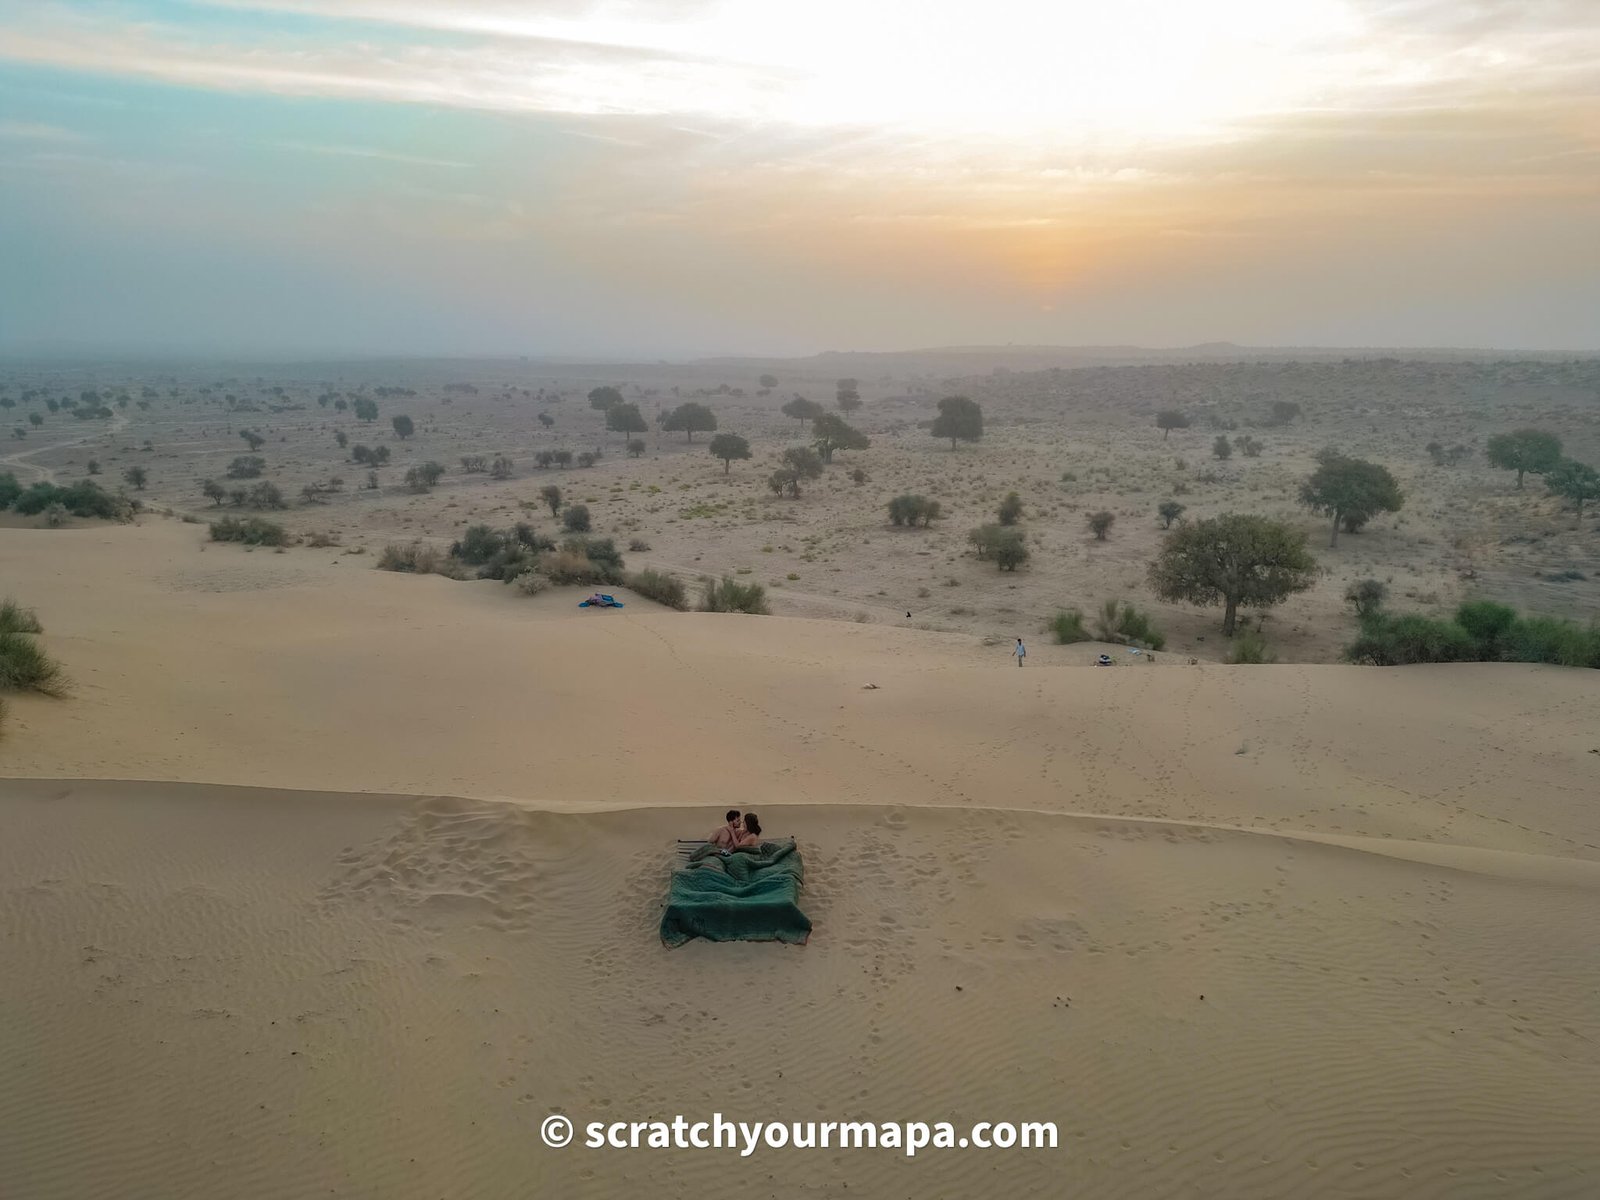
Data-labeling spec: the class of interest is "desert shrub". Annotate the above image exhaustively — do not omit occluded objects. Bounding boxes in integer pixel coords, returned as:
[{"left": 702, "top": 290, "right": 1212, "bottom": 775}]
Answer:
[
  {"left": 997, "top": 491, "right": 1024, "bottom": 525},
  {"left": 1345, "top": 614, "right": 1478, "bottom": 665},
  {"left": 210, "top": 516, "right": 291, "bottom": 546},
  {"left": 1344, "top": 578, "right": 1388, "bottom": 620},
  {"left": 1049, "top": 608, "right": 1090, "bottom": 644},
  {"left": 629, "top": 569, "right": 688, "bottom": 610},
  {"left": 969, "top": 523, "right": 1028, "bottom": 570},
  {"left": 1502, "top": 616, "right": 1600, "bottom": 668},
  {"left": 888, "top": 494, "right": 941, "bottom": 526},
  {"left": 628, "top": 538, "right": 651, "bottom": 552},
  {"left": 562, "top": 504, "right": 591, "bottom": 532},
  {"left": 577, "top": 452, "right": 596, "bottom": 468},
  {"left": 702, "top": 575, "right": 769, "bottom": 614},
  {"left": 377, "top": 541, "right": 454, "bottom": 575},
  {"left": 514, "top": 569, "right": 549, "bottom": 596},
  {"left": 14, "top": 480, "right": 127, "bottom": 520},
  {"left": 0, "top": 630, "right": 66, "bottom": 695},
  {"left": 0, "top": 599, "right": 42, "bottom": 635},
  {"left": 452, "top": 524, "right": 507, "bottom": 565},
  {"left": 305, "top": 531, "right": 340, "bottom": 548},
  {"left": 460, "top": 455, "right": 488, "bottom": 473},
  {"left": 1087, "top": 510, "right": 1115, "bottom": 540},
  {"left": 491, "top": 455, "right": 514, "bottom": 479},
  {"left": 41, "top": 503, "right": 69, "bottom": 528},
  {"left": 1455, "top": 600, "right": 1517, "bottom": 657},
  {"left": 405, "top": 461, "right": 446, "bottom": 492},
  {"left": 1157, "top": 500, "right": 1186, "bottom": 528},
  {"left": 850, "top": 467, "right": 869, "bottom": 485},
  {"left": 0, "top": 472, "right": 21, "bottom": 509},
  {"left": 227, "top": 455, "right": 265, "bottom": 479},
  {"left": 247, "top": 482, "right": 287, "bottom": 510},
  {"left": 1095, "top": 599, "right": 1166, "bottom": 649},
  {"left": 1227, "top": 629, "right": 1277, "bottom": 664}
]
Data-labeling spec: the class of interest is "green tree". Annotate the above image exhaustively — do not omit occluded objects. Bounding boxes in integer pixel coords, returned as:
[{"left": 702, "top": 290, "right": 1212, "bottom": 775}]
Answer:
[
  {"left": 836, "top": 382, "right": 862, "bottom": 411},
  {"left": 27, "top": 412, "right": 42, "bottom": 427},
  {"left": 562, "top": 504, "right": 591, "bottom": 533},
  {"left": 606, "top": 402, "right": 648, "bottom": 441},
  {"left": 1156, "top": 410, "right": 1190, "bottom": 440},
  {"left": 663, "top": 402, "right": 718, "bottom": 442},
  {"left": 768, "top": 446, "right": 823, "bottom": 498},
  {"left": 781, "top": 396, "right": 825, "bottom": 428},
  {"left": 1545, "top": 459, "right": 1600, "bottom": 517},
  {"left": 1087, "top": 510, "right": 1115, "bottom": 540},
  {"left": 240, "top": 429, "right": 265, "bottom": 451},
  {"left": 202, "top": 479, "right": 227, "bottom": 506},
  {"left": 123, "top": 466, "right": 148, "bottom": 490},
  {"left": 353, "top": 397, "right": 378, "bottom": 422},
  {"left": 335, "top": 430, "right": 348, "bottom": 450},
  {"left": 540, "top": 484, "right": 562, "bottom": 517},
  {"left": 391, "top": 414, "right": 414, "bottom": 439},
  {"left": 1269, "top": 400, "right": 1301, "bottom": 425},
  {"left": 709, "top": 432, "right": 751, "bottom": 474},
  {"left": 1486, "top": 428, "right": 1562, "bottom": 489},
  {"left": 758, "top": 373, "right": 778, "bottom": 390},
  {"left": 626, "top": 439, "right": 646, "bottom": 458},
  {"left": 997, "top": 491, "right": 1023, "bottom": 525},
  {"left": 1298, "top": 450, "right": 1404, "bottom": 547},
  {"left": 588, "top": 386, "right": 624, "bottom": 414},
  {"left": 1158, "top": 500, "right": 1186, "bottom": 528},
  {"left": 1212, "top": 435, "right": 1233, "bottom": 460},
  {"left": 404, "top": 461, "right": 445, "bottom": 492},
  {"left": 931, "top": 395, "right": 983, "bottom": 449},
  {"left": 1149, "top": 513, "right": 1317, "bottom": 636},
  {"left": 812, "top": 413, "right": 868, "bottom": 463}
]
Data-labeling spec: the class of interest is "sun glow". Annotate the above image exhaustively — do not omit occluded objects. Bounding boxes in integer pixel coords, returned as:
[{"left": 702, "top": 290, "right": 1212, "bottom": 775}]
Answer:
[{"left": 368, "top": 0, "right": 1368, "bottom": 146}]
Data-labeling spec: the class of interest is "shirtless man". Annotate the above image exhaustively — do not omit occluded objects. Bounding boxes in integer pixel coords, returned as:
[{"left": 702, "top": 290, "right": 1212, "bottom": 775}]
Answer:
[{"left": 708, "top": 810, "right": 742, "bottom": 849}]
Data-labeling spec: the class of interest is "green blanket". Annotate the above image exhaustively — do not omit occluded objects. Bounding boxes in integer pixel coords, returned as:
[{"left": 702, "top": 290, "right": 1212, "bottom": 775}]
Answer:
[{"left": 659, "top": 839, "right": 812, "bottom": 947}]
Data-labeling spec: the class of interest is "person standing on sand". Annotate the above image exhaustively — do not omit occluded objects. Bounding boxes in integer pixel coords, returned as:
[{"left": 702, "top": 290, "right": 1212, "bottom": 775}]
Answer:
[{"left": 1014, "top": 637, "right": 1026, "bottom": 667}]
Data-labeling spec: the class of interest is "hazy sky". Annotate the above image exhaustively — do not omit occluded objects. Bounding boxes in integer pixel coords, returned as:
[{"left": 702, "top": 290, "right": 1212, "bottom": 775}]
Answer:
[{"left": 2, "top": 0, "right": 1597, "bottom": 357}]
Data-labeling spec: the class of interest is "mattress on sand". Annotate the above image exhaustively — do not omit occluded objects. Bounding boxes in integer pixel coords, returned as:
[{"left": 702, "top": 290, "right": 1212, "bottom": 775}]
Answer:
[{"left": 659, "top": 838, "right": 811, "bottom": 947}]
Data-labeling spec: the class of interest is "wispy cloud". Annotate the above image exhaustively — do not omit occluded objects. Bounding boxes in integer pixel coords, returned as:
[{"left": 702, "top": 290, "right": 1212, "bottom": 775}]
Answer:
[
  {"left": 275, "top": 140, "right": 471, "bottom": 168},
  {"left": 0, "top": 119, "right": 87, "bottom": 142}
]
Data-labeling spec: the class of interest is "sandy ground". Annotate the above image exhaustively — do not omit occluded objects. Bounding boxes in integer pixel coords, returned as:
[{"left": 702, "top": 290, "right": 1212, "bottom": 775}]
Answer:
[{"left": 4, "top": 518, "right": 1600, "bottom": 1198}]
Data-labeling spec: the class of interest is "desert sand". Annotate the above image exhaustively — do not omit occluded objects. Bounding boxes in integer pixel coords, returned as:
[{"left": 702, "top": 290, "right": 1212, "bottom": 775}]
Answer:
[{"left": 4, "top": 516, "right": 1600, "bottom": 1198}]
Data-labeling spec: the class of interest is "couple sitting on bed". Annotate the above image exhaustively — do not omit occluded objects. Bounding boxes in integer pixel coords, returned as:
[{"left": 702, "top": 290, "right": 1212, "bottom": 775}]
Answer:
[{"left": 708, "top": 809, "right": 763, "bottom": 851}]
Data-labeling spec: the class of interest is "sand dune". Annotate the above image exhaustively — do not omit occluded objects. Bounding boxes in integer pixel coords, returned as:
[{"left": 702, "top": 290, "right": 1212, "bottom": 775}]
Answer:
[{"left": 4, "top": 518, "right": 1600, "bottom": 1198}]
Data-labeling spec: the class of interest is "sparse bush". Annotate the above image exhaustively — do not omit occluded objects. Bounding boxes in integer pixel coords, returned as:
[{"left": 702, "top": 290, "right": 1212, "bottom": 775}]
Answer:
[
  {"left": 888, "top": 494, "right": 941, "bottom": 527},
  {"left": 630, "top": 569, "right": 688, "bottom": 610},
  {"left": 209, "top": 516, "right": 290, "bottom": 547},
  {"left": 702, "top": 576, "right": 770, "bottom": 614},
  {"left": 491, "top": 455, "right": 514, "bottom": 479},
  {"left": 1049, "top": 609, "right": 1090, "bottom": 644},
  {"left": 1212, "top": 435, "right": 1233, "bottom": 461},
  {"left": 997, "top": 491, "right": 1023, "bottom": 525},
  {"left": 627, "top": 439, "right": 646, "bottom": 459},
  {"left": 461, "top": 455, "right": 488, "bottom": 473},
  {"left": 0, "top": 599, "right": 42, "bottom": 635},
  {"left": 1227, "top": 629, "right": 1276, "bottom": 664},
  {"left": 0, "top": 472, "right": 21, "bottom": 509},
  {"left": 0, "top": 630, "right": 66, "bottom": 695},
  {"left": 1344, "top": 578, "right": 1388, "bottom": 620},
  {"left": 248, "top": 482, "right": 287, "bottom": 510},
  {"left": 227, "top": 455, "right": 265, "bottom": 479},
  {"left": 376, "top": 541, "right": 460, "bottom": 575},
  {"left": 577, "top": 452, "right": 596, "bottom": 468},
  {"left": 405, "top": 461, "right": 446, "bottom": 492},
  {"left": 1158, "top": 500, "right": 1185, "bottom": 529},
  {"left": 1095, "top": 599, "right": 1165, "bottom": 649},
  {"left": 562, "top": 504, "right": 591, "bottom": 532},
  {"left": 850, "top": 467, "right": 869, "bottom": 485},
  {"left": 628, "top": 538, "right": 651, "bottom": 552},
  {"left": 1087, "top": 510, "right": 1115, "bottom": 540}
]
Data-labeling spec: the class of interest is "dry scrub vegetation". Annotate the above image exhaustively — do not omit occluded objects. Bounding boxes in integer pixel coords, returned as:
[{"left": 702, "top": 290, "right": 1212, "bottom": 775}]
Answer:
[{"left": 2, "top": 354, "right": 1596, "bottom": 662}]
